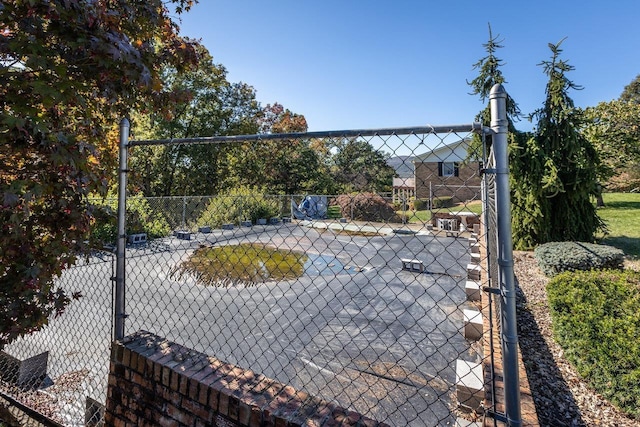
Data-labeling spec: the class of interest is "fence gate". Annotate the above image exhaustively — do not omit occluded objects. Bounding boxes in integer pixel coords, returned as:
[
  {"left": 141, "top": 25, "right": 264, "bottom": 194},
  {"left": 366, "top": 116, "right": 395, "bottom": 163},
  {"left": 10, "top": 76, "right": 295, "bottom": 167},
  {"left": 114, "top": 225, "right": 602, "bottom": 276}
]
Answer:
[{"left": 0, "top": 86, "right": 520, "bottom": 426}]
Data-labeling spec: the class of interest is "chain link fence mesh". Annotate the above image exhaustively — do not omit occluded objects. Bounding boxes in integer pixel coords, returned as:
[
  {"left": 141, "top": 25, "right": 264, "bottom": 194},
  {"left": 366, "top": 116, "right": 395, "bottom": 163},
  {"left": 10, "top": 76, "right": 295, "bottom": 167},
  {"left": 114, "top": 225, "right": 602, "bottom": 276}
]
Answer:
[{"left": 1, "top": 125, "right": 509, "bottom": 426}]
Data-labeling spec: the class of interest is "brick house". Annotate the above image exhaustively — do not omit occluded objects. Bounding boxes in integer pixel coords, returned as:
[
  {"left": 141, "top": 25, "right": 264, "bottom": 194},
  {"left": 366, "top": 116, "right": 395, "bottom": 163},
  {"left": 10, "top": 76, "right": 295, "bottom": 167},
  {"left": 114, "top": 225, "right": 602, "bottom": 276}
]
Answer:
[{"left": 413, "top": 137, "right": 482, "bottom": 203}]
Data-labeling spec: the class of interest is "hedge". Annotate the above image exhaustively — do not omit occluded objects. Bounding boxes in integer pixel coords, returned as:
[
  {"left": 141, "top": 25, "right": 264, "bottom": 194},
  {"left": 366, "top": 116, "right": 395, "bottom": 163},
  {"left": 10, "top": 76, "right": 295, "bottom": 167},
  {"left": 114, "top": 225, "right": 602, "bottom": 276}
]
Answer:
[
  {"left": 547, "top": 269, "right": 640, "bottom": 418},
  {"left": 534, "top": 241, "right": 624, "bottom": 277}
]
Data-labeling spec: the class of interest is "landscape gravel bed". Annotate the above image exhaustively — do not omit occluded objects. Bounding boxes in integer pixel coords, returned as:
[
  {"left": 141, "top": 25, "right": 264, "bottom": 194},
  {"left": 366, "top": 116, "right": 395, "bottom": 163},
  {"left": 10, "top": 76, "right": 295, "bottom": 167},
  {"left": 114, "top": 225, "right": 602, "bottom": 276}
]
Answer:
[{"left": 514, "top": 251, "right": 638, "bottom": 427}]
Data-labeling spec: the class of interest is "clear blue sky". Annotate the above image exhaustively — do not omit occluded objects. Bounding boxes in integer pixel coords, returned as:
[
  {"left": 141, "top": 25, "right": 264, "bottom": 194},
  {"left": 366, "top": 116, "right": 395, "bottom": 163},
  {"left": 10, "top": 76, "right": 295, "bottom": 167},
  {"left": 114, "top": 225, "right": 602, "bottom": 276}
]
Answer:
[{"left": 177, "top": 1, "right": 640, "bottom": 133}]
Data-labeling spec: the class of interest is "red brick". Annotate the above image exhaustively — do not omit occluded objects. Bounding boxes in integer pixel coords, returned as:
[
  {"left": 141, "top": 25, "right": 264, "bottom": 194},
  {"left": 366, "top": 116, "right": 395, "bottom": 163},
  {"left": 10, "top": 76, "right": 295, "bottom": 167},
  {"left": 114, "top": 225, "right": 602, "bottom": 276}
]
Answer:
[
  {"left": 181, "top": 398, "right": 211, "bottom": 421},
  {"left": 188, "top": 378, "right": 200, "bottom": 400},
  {"left": 218, "top": 392, "right": 229, "bottom": 417},
  {"left": 162, "top": 366, "right": 172, "bottom": 387},
  {"left": 167, "top": 403, "right": 194, "bottom": 426},
  {"left": 208, "top": 386, "right": 220, "bottom": 411},
  {"left": 170, "top": 370, "right": 181, "bottom": 391}
]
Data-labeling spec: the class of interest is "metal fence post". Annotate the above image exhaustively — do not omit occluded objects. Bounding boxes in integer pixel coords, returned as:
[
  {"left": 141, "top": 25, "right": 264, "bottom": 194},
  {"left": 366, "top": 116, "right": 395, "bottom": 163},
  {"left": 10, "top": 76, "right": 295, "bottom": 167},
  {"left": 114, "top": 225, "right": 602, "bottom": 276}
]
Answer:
[
  {"left": 490, "top": 84, "right": 522, "bottom": 426},
  {"left": 114, "top": 118, "right": 130, "bottom": 341}
]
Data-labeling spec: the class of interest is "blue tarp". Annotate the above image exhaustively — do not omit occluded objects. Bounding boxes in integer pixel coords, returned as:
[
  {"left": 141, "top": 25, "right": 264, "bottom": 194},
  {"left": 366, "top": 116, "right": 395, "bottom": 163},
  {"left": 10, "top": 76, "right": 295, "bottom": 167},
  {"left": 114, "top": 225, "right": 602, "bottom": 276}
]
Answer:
[{"left": 291, "top": 195, "right": 328, "bottom": 220}]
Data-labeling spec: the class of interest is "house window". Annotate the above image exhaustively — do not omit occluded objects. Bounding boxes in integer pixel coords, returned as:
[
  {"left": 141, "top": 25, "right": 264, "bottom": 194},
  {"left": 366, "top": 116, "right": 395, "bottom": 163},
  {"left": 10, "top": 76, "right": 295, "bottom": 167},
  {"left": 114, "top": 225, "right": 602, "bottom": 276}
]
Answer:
[{"left": 438, "top": 162, "right": 459, "bottom": 177}]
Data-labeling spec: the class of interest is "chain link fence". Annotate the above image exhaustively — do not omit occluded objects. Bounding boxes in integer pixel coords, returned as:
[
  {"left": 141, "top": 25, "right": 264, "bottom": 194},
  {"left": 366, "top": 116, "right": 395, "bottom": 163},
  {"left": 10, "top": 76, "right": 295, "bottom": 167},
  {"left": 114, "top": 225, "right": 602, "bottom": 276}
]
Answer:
[{"left": 1, "top": 87, "right": 520, "bottom": 426}]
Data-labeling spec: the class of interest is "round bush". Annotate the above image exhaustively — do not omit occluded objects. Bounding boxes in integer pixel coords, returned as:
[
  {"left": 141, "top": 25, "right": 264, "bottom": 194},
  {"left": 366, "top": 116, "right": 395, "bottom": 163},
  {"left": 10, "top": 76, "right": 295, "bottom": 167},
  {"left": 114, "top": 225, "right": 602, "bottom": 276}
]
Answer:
[
  {"left": 534, "top": 241, "right": 624, "bottom": 277},
  {"left": 197, "top": 187, "right": 280, "bottom": 228},
  {"left": 335, "top": 193, "right": 399, "bottom": 222}
]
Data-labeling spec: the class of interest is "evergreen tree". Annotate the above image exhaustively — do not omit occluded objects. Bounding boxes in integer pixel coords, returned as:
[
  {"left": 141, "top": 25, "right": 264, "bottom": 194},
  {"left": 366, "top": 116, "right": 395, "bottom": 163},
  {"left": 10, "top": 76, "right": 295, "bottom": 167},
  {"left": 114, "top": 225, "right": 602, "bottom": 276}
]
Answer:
[
  {"left": 467, "top": 24, "right": 520, "bottom": 129},
  {"left": 511, "top": 40, "right": 604, "bottom": 249}
]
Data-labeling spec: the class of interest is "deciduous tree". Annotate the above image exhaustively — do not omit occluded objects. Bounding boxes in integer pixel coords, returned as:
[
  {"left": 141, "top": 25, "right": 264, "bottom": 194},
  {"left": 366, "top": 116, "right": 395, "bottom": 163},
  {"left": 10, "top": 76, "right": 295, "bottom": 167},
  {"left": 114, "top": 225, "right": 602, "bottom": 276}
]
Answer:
[
  {"left": 0, "top": 0, "right": 199, "bottom": 348},
  {"left": 583, "top": 100, "right": 640, "bottom": 193},
  {"left": 620, "top": 74, "right": 640, "bottom": 104},
  {"left": 129, "top": 45, "right": 261, "bottom": 196},
  {"left": 331, "top": 138, "right": 395, "bottom": 193}
]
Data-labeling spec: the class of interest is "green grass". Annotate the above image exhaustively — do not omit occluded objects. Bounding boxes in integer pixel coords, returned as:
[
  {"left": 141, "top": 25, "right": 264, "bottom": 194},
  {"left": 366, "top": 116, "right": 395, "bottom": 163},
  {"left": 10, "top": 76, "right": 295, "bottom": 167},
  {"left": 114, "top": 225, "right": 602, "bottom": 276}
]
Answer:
[
  {"left": 597, "top": 193, "right": 640, "bottom": 258},
  {"left": 400, "top": 200, "right": 483, "bottom": 224},
  {"left": 172, "top": 243, "right": 308, "bottom": 286}
]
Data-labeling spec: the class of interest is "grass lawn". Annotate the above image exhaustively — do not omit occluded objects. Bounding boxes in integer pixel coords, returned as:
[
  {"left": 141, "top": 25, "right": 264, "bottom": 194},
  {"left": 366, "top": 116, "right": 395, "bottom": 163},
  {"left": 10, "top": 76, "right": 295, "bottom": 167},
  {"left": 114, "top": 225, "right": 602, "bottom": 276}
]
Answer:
[
  {"left": 400, "top": 200, "right": 483, "bottom": 223},
  {"left": 597, "top": 192, "right": 640, "bottom": 258}
]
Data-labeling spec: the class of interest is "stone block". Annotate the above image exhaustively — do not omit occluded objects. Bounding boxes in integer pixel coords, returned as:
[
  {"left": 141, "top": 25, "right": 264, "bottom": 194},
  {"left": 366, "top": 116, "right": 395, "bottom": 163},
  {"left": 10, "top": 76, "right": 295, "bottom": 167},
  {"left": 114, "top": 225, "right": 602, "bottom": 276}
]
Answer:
[
  {"left": 465, "top": 280, "right": 481, "bottom": 302},
  {"left": 473, "top": 224, "right": 480, "bottom": 235},
  {"left": 221, "top": 223, "right": 234, "bottom": 230},
  {"left": 269, "top": 217, "right": 281, "bottom": 225},
  {"left": 470, "top": 253, "right": 481, "bottom": 265},
  {"left": 471, "top": 243, "right": 480, "bottom": 254},
  {"left": 456, "top": 359, "right": 484, "bottom": 412},
  {"left": 0, "top": 351, "right": 48, "bottom": 389},
  {"left": 401, "top": 259, "right": 424, "bottom": 273},
  {"left": 467, "top": 263, "right": 481, "bottom": 281},
  {"left": 128, "top": 233, "right": 147, "bottom": 245},
  {"left": 463, "top": 309, "right": 483, "bottom": 341},
  {"left": 256, "top": 218, "right": 267, "bottom": 225},
  {"left": 198, "top": 226, "right": 211, "bottom": 234},
  {"left": 175, "top": 231, "right": 191, "bottom": 240},
  {"left": 241, "top": 221, "right": 252, "bottom": 227}
]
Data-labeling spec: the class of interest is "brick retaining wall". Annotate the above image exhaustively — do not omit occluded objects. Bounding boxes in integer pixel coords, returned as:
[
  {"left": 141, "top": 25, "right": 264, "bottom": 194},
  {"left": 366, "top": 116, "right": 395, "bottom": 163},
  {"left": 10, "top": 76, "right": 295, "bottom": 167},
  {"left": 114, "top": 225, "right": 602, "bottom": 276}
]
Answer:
[{"left": 105, "top": 331, "right": 389, "bottom": 427}]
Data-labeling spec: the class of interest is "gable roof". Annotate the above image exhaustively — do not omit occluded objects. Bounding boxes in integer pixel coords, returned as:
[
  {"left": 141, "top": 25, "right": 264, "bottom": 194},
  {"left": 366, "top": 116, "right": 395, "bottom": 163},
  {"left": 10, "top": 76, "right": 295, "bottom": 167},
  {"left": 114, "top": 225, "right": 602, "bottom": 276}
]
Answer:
[{"left": 413, "top": 137, "right": 472, "bottom": 163}]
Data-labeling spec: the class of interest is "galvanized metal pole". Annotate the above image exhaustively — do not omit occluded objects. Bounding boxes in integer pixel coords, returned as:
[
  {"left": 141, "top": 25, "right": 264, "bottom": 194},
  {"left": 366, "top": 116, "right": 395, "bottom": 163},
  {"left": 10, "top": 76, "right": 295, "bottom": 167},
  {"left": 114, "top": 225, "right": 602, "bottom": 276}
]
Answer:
[
  {"left": 490, "top": 84, "right": 522, "bottom": 426},
  {"left": 114, "top": 118, "right": 130, "bottom": 341}
]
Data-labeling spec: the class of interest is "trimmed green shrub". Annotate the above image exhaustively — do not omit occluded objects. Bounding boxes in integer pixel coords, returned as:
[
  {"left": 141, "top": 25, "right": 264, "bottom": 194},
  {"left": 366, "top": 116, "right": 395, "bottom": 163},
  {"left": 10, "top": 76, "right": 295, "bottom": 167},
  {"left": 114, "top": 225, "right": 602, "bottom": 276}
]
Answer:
[
  {"left": 432, "top": 196, "right": 453, "bottom": 209},
  {"left": 413, "top": 198, "right": 430, "bottom": 211},
  {"left": 89, "top": 195, "right": 171, "bottom": 245},
  {"left": 326, "top": 205, "right": 342, "bottom": 219},
  {"left": 534, "top": 241, "right": 624, "bottom": 277},
  {"left": 547, "top": 270, "right": 640, "bottom": 418},
  {"left": 197, "top": 187, "right": 280, "bottom": 228},
  {"left": 335, "top": 193, "right": 399, "bottom": 222}
]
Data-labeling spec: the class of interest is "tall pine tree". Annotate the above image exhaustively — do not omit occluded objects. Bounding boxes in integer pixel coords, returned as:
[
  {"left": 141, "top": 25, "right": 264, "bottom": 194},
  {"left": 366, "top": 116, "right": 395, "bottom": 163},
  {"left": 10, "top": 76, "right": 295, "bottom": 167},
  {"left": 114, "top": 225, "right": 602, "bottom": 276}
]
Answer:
[
  {"left": 511, "top": 40, "right": 604, "bottom": 249},
  {"left": 468, "top": 24, "right": 520, "bottom": 129}
]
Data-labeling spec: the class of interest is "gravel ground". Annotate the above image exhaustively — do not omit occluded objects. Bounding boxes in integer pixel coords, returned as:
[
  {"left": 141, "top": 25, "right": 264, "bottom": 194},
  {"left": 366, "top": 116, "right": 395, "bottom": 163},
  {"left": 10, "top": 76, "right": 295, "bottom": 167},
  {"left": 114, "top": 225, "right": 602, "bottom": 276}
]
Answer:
[{"left": 513, "top": 251, "right": 639, "bottom": 427}]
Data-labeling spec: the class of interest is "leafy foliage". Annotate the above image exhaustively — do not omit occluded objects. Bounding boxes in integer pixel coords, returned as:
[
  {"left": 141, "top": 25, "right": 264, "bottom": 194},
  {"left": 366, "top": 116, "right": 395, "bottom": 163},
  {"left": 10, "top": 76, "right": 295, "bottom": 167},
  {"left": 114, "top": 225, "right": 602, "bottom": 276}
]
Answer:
[
  {"left": 335, "top": 193, "right": 399, "bottom": 222},
  {"left": 412, "top": 198, "right": 429, "bottom": 211},
  {"left": 0, "top": 0, "right": 199, "bottom": 348},
  {"left": 583, "top": 100, "right": 640, "bottom": 191},
  {"left": 196, "top": 187, "right": 281, "bottom": 228},
  {"left": 330, "top": 139, "right": 395, "bottom": 193},
  {"left": 547, "top": 269, "right": 640, "bottom": 418},
  {"left": 534, "top": 241, "right": 624, "bottom": 277},
  {"left": 432, "top": 196, "right": 453, "bottom": 209},
  {"left": 467, "top": 24, "right": 521, "bottom": 127},
  {"left": 620, "top": 74, "right": 640, "bottom": 104},
  {"left": 128, "top": 45, "right": 262, "bottom": 197},
  {"left": 511, "top": 40, "right": 604, "bottom": 249},
  {"left": 89, "top": 195, "right": 171, "bottom": 246}
]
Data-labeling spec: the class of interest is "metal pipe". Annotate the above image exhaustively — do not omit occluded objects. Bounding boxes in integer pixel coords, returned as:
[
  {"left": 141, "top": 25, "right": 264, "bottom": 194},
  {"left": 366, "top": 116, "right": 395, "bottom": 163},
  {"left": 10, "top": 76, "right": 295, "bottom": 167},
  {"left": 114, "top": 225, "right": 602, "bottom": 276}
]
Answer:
[
  {"left": 114, "top": 118, "right": 129, "bottom": 341},
  {"left": 490, "top": 84, "right": 521, "bottom": 426},
  {"left": 129, "top": 123, "right": 483, "bottom": 146}
]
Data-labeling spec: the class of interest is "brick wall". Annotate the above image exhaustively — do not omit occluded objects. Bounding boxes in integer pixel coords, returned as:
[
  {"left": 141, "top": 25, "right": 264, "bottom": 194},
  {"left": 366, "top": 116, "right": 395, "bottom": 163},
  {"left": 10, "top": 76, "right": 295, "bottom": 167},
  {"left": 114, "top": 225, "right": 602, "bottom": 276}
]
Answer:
[
  {"left": 414, "top": 161, "right": 482, "bottom": 203},
  {"left": 105, "top": 331, "right": 389, "bottom": 427}
]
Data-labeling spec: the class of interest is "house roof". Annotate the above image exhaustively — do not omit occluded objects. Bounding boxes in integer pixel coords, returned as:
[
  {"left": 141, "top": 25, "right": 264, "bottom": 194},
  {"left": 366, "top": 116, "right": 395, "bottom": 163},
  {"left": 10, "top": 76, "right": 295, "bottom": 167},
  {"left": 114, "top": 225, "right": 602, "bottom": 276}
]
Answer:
[
  {"left": 393, "top": 177, "right": 415, "bottom": 188},
  {"left": 413, "top": 137, "right": 472, "bottom": 163}
]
